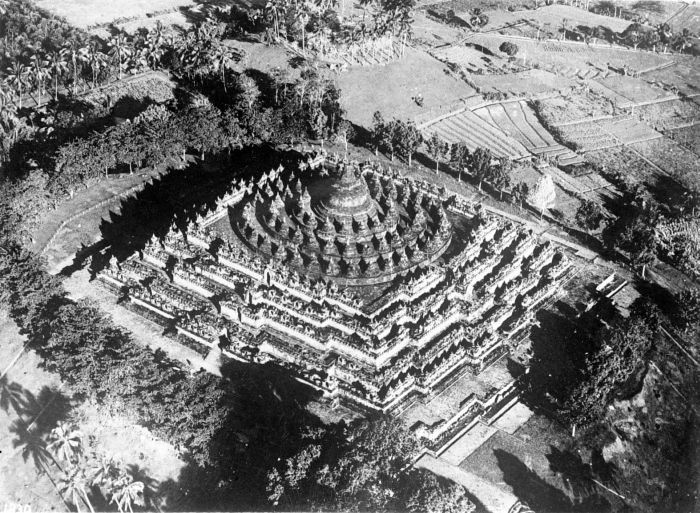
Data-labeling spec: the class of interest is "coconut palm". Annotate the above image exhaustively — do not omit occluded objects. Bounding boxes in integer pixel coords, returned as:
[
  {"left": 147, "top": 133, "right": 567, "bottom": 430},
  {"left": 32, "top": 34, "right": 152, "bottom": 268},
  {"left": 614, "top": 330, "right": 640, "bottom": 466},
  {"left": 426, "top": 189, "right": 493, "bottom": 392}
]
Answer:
[
  {"left": 143, "top": 22, "right": 166, "bottom": 69},
  {"left": 209, "top": 41, "right": 237, "bottom": 91},
  {"left": 85, "top": 42, "right": 108, "bottom": 88},
  {"left": 90, "top": 455, "right": 118, "bottom": 487},
  {"left": 5, "top": 60, "right": 29, "bottom": 108},
  {"left": 47, "top": 49, "right": 69, "bottom": 100},
  {"left": 108, "top": 33, "right": 133, "bottom": 79},
  {"left": 47, "top": 421, "right": 84, "bottom": 464},
  {"left": 109, "top": 472, "right": 145, "bottom": 513},
  {"left": 62, "top": 41, "right": 85, "bottom": 94},
  {"left": 29, "top": 53, "right": 49, "bottom": 98},
  {"left": 59, "top": 467, "right": 95, "bottom": 513}
]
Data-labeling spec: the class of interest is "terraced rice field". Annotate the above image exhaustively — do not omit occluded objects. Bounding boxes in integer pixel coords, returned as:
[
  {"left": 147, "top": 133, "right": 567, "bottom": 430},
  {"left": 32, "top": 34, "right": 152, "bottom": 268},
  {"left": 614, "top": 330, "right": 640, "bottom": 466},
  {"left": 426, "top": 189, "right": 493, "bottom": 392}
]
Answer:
[
  {"left": 635, "top": 99, "right": 700, "bottom": 132},
  {"left": 666, "top": 124, "right": 700, "bottom": 155},
  {"left": 597, "top": 116, "right": 662, "bottom": 145},
  {"left": 474, "top": 101, "right": 583, "bottom": 165},
  {"left": 628, "top": 137, "right": 700, "bottom": 188},
  {"left": 424, "top": 109, "right": 529, "bottom": 159},
  {"left": 555, "top": 115, "right": 661, "bottom": 151},
  {"left": 556, "top": 122, "right": 617, "bottom": 152}
]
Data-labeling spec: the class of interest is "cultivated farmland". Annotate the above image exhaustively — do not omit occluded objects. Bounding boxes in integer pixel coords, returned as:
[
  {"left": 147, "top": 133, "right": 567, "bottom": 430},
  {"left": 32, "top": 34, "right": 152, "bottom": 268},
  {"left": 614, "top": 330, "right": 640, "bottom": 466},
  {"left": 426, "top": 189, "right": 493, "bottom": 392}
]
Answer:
[
  {"left": 424, "top": 108, "right": 529, "bottom": 158},
  {"left": 474, "top": 101, "right": 583, "bottom": 165}
]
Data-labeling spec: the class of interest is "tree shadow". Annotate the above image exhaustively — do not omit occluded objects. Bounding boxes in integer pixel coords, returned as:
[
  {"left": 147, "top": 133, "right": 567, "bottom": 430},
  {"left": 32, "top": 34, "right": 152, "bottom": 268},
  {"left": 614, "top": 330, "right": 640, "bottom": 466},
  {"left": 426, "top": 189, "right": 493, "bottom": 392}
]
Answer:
[
  {"left": 4, "top": 382, "right": 73, "bottom": 473},
  {"left": 61, "top": 146, "right": 302, "bottom": 278},
  {"left": 127, "top": 463, "right": 160, "bottom": 510},
  {"left": 495, "top": 449, "right": 611, "bottom": 513},
  {"left": 156, "top": 359, "right": 326, "bottom": 510},
  {"left": 517, "top": 310, "right": 598, "bottom": 415}
]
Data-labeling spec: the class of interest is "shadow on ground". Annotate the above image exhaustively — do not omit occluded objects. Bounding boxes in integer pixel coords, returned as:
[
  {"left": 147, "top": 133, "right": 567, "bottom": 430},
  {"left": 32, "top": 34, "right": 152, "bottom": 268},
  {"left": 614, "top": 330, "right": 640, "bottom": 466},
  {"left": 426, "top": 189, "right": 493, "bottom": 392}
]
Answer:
[
  {"left": 1, "top": 377, "right": 72, "bottom": 472},
  {"left": 59, "top": 146, "right": 304, "bottom": 278},
  {"left": 154, "top": 358, "right": 326, "bottom": 511},
  {"left": 495, "top": 449, "right": 611, "bottom": 513}
]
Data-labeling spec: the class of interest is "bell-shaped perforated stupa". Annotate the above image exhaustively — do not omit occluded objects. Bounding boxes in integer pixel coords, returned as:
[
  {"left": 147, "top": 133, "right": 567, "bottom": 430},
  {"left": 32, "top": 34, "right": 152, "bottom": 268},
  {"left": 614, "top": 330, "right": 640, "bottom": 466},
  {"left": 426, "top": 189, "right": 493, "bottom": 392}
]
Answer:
[{"left": 234, "top": 156, "right": 452, "bottom": 285}]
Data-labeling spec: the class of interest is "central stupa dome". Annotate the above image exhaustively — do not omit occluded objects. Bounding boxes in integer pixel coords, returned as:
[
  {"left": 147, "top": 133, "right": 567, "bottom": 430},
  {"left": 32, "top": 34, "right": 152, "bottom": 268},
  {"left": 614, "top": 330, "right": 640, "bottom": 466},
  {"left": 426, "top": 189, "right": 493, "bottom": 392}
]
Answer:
[{"left": 233, "top": 154, "right": 452, "bottom": 285}]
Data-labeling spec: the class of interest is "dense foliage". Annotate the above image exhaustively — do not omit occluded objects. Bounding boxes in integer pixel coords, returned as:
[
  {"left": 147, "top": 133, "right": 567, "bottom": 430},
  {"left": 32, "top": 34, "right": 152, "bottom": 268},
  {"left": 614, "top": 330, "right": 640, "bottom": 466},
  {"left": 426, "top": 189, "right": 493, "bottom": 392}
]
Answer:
[{"left": 266, "top": 417, "right": 474, "bottom": 512}]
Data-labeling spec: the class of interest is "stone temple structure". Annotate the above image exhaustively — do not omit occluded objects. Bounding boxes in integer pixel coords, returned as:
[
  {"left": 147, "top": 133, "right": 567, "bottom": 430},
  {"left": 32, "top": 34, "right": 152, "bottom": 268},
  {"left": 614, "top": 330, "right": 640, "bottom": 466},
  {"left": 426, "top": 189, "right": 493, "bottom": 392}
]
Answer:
[{"left": 98, "top": 152, "right": 573, "bottom": 451}]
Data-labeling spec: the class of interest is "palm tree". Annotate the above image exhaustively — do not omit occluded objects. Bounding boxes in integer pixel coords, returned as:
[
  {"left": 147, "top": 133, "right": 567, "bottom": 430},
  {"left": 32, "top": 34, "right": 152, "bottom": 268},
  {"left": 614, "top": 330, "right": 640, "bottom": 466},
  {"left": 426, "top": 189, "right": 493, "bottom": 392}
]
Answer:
[
  {"left": 144, "top": 22, "right": 166, "bottom": 69},
  {"left": 47, "top": 49, "right": 69, "bottom": 101},
  {"left": 108, "top": 33, "right": 132, "bottom": 80},
  {"left": 29, "top": 53, "right": 49, "bottom": 98},
  {"left": 62, "top": 41, "right": 84, "bottom": 95},
  {"left": 59, "top": 468, "right": 95, "bottom": 513},
  {"left": 47, "top": 422, "right": 84, "bottom": 464},
  {"left": 209, "top": 41, "right": 236, "bottom": 91},
  {"left": 5, "top": 60, "right": 28, "bottom": 108},
  {"left": 109, "top": 472, "right": 145, "bottom": 513},
  {"left": 85, "top": 42, "right": 108, "bottom": 88}
]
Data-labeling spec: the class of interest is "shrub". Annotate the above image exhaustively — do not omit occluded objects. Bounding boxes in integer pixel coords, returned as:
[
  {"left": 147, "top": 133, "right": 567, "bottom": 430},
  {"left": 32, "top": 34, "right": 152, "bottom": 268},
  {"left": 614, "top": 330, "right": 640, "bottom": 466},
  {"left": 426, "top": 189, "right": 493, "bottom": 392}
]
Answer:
[{"left": 499, "top": 41, "right": 519, "bottom": 56}]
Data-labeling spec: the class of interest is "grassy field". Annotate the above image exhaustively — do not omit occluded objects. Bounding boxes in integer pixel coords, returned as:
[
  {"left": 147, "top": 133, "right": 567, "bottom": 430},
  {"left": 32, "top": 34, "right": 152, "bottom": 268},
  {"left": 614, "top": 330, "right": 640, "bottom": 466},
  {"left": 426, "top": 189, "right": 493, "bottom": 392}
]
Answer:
[
  {"left": 338, "top": 46, "right": 477, "bottom": 127},
  {"left": 35, "top": 0, "right": 196, "bottom": 28}
]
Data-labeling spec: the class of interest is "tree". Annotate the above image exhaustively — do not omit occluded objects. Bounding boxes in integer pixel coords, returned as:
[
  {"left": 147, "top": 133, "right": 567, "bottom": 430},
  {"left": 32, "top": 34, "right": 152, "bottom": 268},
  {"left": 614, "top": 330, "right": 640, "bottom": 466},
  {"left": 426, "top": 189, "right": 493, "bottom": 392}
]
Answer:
[
  {"left": 406, "top": 472, "right": 475, "bottom": 513},
  {"left": 499, "top": 41, "right": 519, "bottom": 56},
  {"left": 209, "top": 40, "right": 237, "bottom": 92},
  {"left": 5, "top": 60, "right": 29, "bottom": 108},
  {"left": 265, "top": 417, "right": 474, "bottom": 511},
  {"left": 29, "top": 53, "right": 49, "bottom": 98},
  {"left": 371, "top": 111, "right": 387, "bottom": 156},
  {"left": 673, "top": 288, "right": 700, "bottom": 332},
  {"left": 615, "top": 212, "right": 657, "bottom": 278},
  {"left": 393, "top": 120, "right": 422, "bottom": 166},
  {"left": 510, "top": 181, "right": 529, "bottom": 211},
  {"left": 334, "top": 118, "right": 354, "bottom": 154},
  {"left": 62, "top": 41, "right": 84, "bottom": 95},
  {"left": 425, "top": 132, "right": 449, "bottom": 173},
  {"left": 449, "top": 142, "right": 470, "bottom": 182},
  {"left": 48, "top": 422, "right": 84, "bottom": 464},
  {"left": 109, "top": 471, "right": 145, "bottom": 513},
  {"left": 235, "top": 74, "right": 261, "bottom": 114},
  {"left": 108, "top": 33, "right": 132, "bottom": 80},
  {"left": 528, "top": 174, "right": 556, "bottom": 219},
  {"left": 564, "top": 316, "right": 655, "bottom": 428},
  {"left": 489, "top": 158, "right": 512, "bottom": 200},
  {"left": 575, "top": 199, "right": 604, "bottom": 234},
  {"left": 47, "top": 49, "right": 69, "bottom": 101},
  {"left": 469, "top": 147, "right": 492, "bottom": 191},
  {"left": 59, "top": 467, "right": 95, "bottom": 513},
  {"left": 85, "top": 41, "right": 108, "bottom": 89}
]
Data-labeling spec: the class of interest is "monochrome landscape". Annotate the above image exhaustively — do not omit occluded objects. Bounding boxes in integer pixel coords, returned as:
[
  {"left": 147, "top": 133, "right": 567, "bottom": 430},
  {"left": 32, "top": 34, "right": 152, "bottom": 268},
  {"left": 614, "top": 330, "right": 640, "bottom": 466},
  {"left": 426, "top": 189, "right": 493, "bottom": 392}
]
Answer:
[{"left": 0, "top": 0, "right": 698, "bottom": 511}]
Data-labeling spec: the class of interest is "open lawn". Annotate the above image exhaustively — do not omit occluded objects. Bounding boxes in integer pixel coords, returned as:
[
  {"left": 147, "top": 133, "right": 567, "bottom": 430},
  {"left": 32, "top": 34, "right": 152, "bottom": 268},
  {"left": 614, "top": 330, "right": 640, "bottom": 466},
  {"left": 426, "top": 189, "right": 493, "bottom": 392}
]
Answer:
[{"left": 337, "top": 47, "right": 477, "bottom": 127}]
